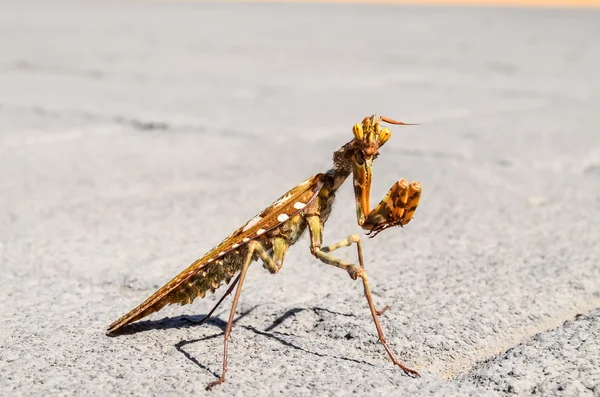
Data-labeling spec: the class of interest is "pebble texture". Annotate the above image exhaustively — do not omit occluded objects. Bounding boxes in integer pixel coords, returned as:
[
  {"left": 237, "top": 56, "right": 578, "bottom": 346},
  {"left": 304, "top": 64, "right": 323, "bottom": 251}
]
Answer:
[
  {"left": 466, "top": 310, "right": 600, "bottom": 396},
  {"left": 1, "top": 1, "right": 599, "bottom": 396}
]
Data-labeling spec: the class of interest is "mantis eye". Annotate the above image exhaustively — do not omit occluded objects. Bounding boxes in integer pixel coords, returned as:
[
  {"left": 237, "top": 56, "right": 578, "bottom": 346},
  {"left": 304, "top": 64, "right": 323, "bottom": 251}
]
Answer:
[
  {"left": 353, "top": 124, "right": 364, "bottom": 140},
  {"left": 379, "top": 128, "right": 391, "bottom": 144}
]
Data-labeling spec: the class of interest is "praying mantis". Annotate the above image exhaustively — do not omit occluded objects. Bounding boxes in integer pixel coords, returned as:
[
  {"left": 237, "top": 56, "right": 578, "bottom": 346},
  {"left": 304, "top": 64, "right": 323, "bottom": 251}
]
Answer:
[{"left": 107, "top": 115, "right": 422, "bottom": 390}]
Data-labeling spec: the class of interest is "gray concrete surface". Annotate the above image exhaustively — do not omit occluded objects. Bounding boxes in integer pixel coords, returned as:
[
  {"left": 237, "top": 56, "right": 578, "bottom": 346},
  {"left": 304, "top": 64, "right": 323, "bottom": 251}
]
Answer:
[
  {"left": 1, "top": 1, "right": 599, "bottom": 396},
  {"left": 467, "top": 309, "right": 600, "bottom": 396}
]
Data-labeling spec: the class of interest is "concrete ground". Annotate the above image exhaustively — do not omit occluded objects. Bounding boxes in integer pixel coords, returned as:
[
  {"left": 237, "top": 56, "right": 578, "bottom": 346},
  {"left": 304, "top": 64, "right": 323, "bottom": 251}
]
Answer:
[{"left": 1, "top": 1, "right": 599, "bottom": 396}]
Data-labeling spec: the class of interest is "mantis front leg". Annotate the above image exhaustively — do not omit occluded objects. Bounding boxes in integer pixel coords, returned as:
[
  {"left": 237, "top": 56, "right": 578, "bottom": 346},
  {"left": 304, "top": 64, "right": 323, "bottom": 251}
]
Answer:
[
  {"left": 357, "top": 178, "right": 422, "bottom": 236},
  {"left": 306, "top": 215, "right": 420, "bottom": 377}
]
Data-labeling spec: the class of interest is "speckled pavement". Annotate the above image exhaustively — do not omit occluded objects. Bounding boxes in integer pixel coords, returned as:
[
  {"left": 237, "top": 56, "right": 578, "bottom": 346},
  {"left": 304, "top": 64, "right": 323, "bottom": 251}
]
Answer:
[{"left": 1, "top": 1, "right": 599, "bottom": 396}]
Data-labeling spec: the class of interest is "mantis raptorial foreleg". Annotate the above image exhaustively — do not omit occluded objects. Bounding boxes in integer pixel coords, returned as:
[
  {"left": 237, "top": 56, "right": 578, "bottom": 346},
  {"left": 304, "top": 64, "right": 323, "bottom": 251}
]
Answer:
[
  {"left": 306, "top": 216, "right": 419, "bottom": 377},
  {"left": 363, "top": 179, "right": 422, "bottom": 238}
]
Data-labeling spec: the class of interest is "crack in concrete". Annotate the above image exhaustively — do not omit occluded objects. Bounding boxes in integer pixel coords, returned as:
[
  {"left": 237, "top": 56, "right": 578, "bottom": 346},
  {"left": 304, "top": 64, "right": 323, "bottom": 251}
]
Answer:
[{"left": 446, "top": 301, "right": 600, "bottom": 380}]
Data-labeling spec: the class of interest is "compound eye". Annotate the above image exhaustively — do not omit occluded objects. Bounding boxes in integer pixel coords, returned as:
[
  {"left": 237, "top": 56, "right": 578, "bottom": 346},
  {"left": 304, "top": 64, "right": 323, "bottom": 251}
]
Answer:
[
  {"left": 353, "top": 124, "right": 364, "bottom": 140},
  {"left": 379, "top": 128, "right": 391, "bottom": 144}
]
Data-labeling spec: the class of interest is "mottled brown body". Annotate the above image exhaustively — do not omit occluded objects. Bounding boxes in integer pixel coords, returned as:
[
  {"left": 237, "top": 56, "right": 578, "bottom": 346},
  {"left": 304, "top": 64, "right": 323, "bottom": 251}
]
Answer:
[
  {"left": 125, "top": 246, "right": 248, "bottom": 326},
  {"left": 107, "top": 115, "right": 422, "bottom": 390}
]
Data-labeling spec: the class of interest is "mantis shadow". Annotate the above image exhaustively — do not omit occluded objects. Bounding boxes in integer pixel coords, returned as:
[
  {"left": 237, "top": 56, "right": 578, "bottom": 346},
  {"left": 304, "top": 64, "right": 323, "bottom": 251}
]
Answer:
[
  {"left": 106, "top": 301, "right": 262, "bottom": 336},
  {"left": 108, "top": 305, "right": 375, "bottom": 381},
  {"left": 108, "top": 307, "right": 259, "bottom": 380},
  {"left": 175, "top": 305, "right": 374, "bottom": 380}
]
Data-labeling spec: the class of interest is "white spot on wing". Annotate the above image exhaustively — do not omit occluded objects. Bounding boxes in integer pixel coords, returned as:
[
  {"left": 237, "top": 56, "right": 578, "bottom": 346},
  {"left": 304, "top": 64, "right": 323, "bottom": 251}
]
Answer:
[
  {"left": 218, "top": 252, "right": 225, "bottom": 257},
  {"left": 277, "top": 214, "right": 289, "bottom": 222},
  {"left": 256, "top": 229, "right": 266, "bottom": 235},
  {"left": 232, "top": 243, "right": 240, "bottom": 249},
  {"left": 243, "top": 237, "right": 250, "bottom": 242},
  {"left": 242, "top": 215, "right": 262, "bottom": 231},
  {"left": 294, "top": 202, "right": 306, "bottom": 210}
]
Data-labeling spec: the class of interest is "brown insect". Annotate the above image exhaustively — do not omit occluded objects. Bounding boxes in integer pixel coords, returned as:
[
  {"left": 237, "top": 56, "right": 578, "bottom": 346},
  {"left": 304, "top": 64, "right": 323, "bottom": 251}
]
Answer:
[{"left": 107, "top": 115, "right": 422, "bottom": 390}]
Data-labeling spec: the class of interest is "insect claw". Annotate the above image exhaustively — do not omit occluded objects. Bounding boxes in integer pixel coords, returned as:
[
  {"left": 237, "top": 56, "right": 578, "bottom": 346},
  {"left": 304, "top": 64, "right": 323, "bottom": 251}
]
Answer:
[
  {"left": 376, "top": 305, "right": 391, "bottom": 316},
  {"left": 205, "top": 378, "right": 224, "bottom": 391}
]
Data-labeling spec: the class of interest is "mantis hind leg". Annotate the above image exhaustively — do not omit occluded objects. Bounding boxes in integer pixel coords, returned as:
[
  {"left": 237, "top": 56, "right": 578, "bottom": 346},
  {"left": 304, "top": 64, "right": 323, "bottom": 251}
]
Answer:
[
  {"left": 196, "top": 238, "right": 288, "bottom": 328},
  {"left": 193, "top": 274, "right": 241, "bottom": 327},
  {"left": 205, "top": 240, "right": 287, "bottom": 390}
]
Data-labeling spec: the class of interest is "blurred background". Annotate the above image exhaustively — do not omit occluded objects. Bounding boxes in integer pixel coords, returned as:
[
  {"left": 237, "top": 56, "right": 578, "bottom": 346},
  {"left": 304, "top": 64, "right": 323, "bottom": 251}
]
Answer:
[
  {"left": 1, "top": 1, "right": 599, "bottom": 396},
  {"left": 233, "top": 0, "right": 600, "bottom": 5}
]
